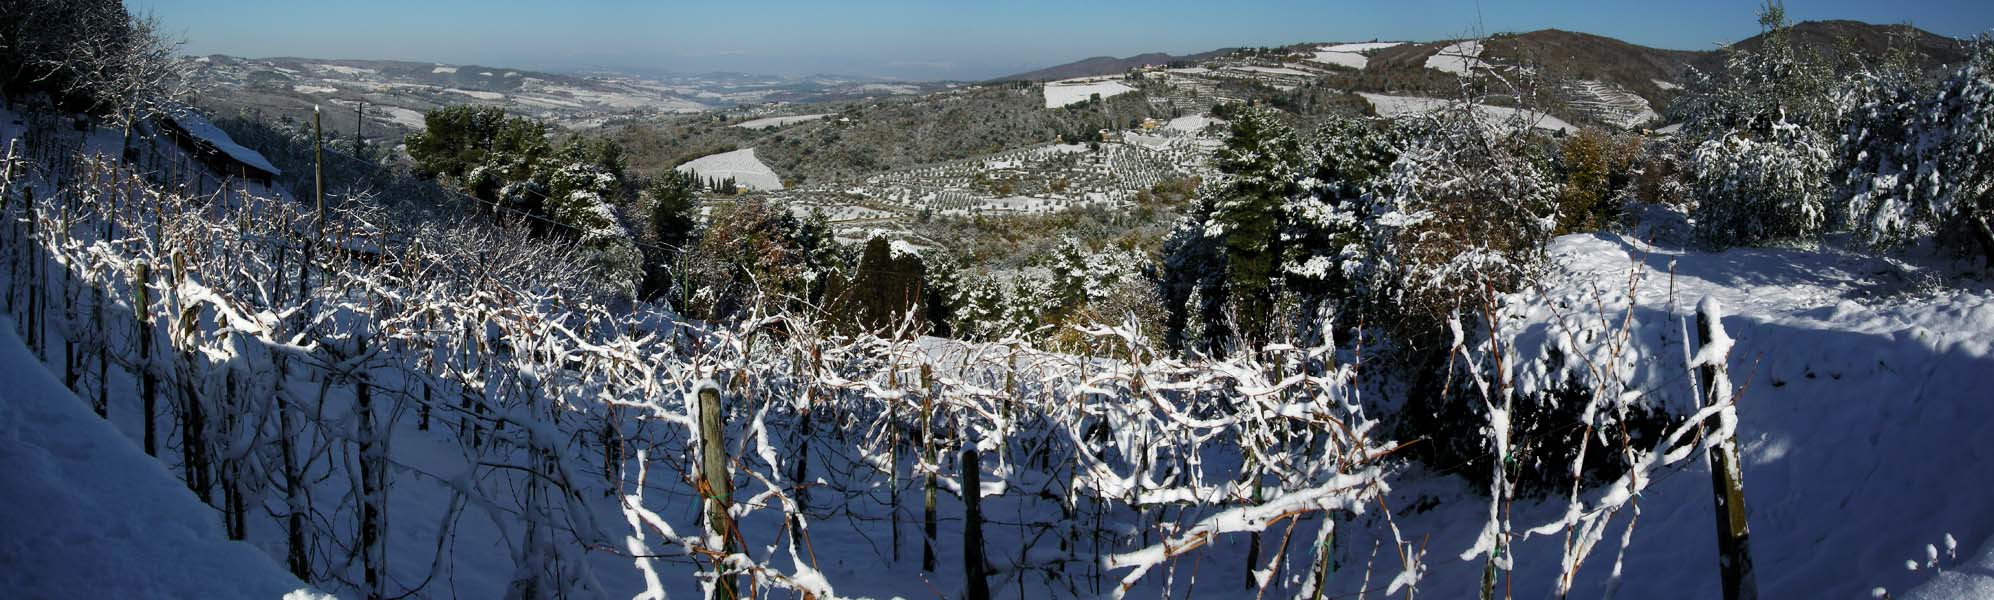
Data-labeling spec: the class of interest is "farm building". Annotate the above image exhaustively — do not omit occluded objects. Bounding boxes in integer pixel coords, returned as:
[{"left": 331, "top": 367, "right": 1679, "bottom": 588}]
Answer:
[{"left": 154, "top": 105, "right": 281, "bottom": 187}]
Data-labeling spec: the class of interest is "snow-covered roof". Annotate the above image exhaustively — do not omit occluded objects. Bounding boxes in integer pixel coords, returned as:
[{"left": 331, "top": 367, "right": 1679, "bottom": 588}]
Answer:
[{"left": 162, "top": 105, "right": 281, "bottom": 177}]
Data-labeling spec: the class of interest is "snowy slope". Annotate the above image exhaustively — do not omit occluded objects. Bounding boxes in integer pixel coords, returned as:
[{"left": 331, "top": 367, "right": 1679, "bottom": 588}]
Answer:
[
  {"left": 1359, "top": 92, "right": 1577, "bottom": 133},
  {"left": 1043, "top": 77, "right": 1137, "bottom": 108},
  {"left": 0, "top": 318, "right": 327, "bottom": 600},
  {"left": 1426, "top": 40, "right": 1486, "bottom": 76},
  {"left": 674, "top": 147, "right": 784, "bottom": 191},
  {"left": 1306, "top": 42, "right": 1403, "bottom": 70},
  {"left": 732, "top": 114, "right": 831, "bottom": 130},
  {"left": 1346, "top": 233, "right": 1994, "bottom": 599}
]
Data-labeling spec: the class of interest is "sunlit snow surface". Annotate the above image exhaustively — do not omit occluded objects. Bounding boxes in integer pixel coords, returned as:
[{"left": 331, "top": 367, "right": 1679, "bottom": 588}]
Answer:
[
  {"left": 0, "top": 319, "right": 329, "bottom": 599},
  {"left": 1043, "top": 77, "right": 1137, "bottom": 108},
  {"left": 675, "top": 147, "right": 785, "bottom": 191}
]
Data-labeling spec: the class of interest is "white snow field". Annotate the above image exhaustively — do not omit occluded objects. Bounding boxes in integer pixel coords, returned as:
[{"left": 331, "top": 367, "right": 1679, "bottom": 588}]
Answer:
[
  {"left": 1347, "top": 232, "right": 1994, "bottom": 599},
  {"left": 1306, "top": 42, "right": 1402, "bottom": 70},
  {"left": 1426, "top": 39, "right": 1486, "bottom": 75},
  {"left": 1359, "top": 92, "right": 1577, "bottom": 133},
  {"left": 732, "top": 113, "right": 831, "bottom": 129},
  {"left": 0, "top": 319, "right": 328, "bottom": 599},
  {"left": 1043, "top": 77, "right": 1136, "bottom": 108},
  {"left": 674, "top": 147, "right": 784, "bottom": 191},
  {"left": 1164, "top": 113, "right": 1220, "bottom": 133}
]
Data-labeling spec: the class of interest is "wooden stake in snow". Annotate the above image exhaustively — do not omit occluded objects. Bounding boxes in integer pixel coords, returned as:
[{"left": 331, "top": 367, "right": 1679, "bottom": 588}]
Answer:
[
  {"left": 697, "top": 384, "right": 738, "bottom": 600},
  {"left": 134, "top": 261, "right": 157, "bottom": 457},
  {"left": 1695, "top": 297, "right": 1757, "bottom": 600},
  {"left": 921, "top": 362, "right": 937, "bottom": 573},
  {"left": 962, "top": 443, "right": 989, "bottom": 600}
]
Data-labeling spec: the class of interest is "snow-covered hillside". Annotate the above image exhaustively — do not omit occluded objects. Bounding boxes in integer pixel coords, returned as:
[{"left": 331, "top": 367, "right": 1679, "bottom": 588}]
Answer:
[
  {"left": 0, "top": 319, "right": 327, "bottom": 599},
  {"left": 1043, "top": 77, "right": 1137, "bottom": 108},
  {"left": 1359, "top": 92, "right": 1578, "bottom": 133},
  {"left": 675, "top": 147, "right": 785, "bottom": 191}
]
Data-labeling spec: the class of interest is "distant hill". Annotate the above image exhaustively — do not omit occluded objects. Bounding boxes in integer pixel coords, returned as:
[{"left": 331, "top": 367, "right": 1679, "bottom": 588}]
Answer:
[
  {"left": 993, "top": 49, "right": 1235, "bottom": 82},
  {"left": 1711, "top": 20, "right": 1971, "bottom": 72}
]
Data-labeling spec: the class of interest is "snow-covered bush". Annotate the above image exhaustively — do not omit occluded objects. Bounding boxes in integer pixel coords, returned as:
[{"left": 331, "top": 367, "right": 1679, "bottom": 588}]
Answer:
[
  {"left": 1839, "top": 41, "right": 1994, "bottom": 264},
  {"left": 1282, "top": 115, "right": 1395, "bottom": 306},
  {"left": 1670, "top": 3, "right": 1838, "bottom": 142},
  {"left": 546, "top": 161, "right": 643, "bottom": 300},
  {"left": 1342, "top": 110, "right": 1559, "bottom": 336},
  {"left": 1690, "top": 120, "right": 1834, "bottom": 246},
  {"left": 1674, "top": 3, "right": 1840, "bottom": 248},
  {"left": 1553, "top": 128, "right": 1642, "bottom": 234}
]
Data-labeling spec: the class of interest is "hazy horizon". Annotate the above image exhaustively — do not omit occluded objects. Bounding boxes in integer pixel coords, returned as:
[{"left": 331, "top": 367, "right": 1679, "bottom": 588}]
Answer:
[{"left": 132, "top": 0, "right": 1994, "bottom": 80}]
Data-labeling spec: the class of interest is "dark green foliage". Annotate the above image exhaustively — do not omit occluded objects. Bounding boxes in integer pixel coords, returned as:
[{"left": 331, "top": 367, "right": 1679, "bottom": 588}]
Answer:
[
  {"left": 645, "top": 171, "right": 700, "bottom": 252},
  {"left": 405, "top": 106, "right": 549, "bottom": 182},
  {"left": 1209, "top": 107, "right": 1306, "bottom": 345}
]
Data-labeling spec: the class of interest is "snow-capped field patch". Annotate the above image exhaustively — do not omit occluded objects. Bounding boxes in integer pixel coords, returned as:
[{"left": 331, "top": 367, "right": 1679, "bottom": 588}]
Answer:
[
  {"left": 312, "top": 64, "right": 375, "bottom": 76},
  {"left": 1322, "top": 41, "right": 1405, "bottom": 53},
  {"left": 1425, "top": 40, "right": 1486, "bottom": 76},
  {"left": 1563, "top": 79, "right": 1662, "bottom": 129},
  {"left": 1164, "top": 114, "right": 1218, "bottom": 133},
  {"left": 1358, "top": 92, "right": 1575, "bottom": 133},
  {"left": 446, "top": 88, "right": 505, "bottom": 101},
  {"left": 291, "top": 84, "right": 336, "bottom": 94},
  {"left": 1307, "top": 42, "right": 1402, "bottom": 70},
  {"left": 1227, "top": 65, "right": 1316, "bottom": 77},
  {"left": 1043, "top": 77, "right": 1136, "bottom": 108},
  {"left": 675, "top": 147, "right": 784, "bottom": 191},
  {"left": 733, "top": 114, "right": 832, "bottom": 130},
  {"left": 1305, "top": 50, "right": 1369, "bottom": 70},
  {"left": 431, "top": 66, "right": 457, "bottom": 74},
  {"left": 379, "top": 106, "right": 426, "bottom": 129}
]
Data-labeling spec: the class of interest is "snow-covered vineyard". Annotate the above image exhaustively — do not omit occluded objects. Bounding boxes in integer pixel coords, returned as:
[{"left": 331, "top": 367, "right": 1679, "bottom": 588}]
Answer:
[
  {"left": 8, "top": 1, "right": 1994, "bottom": 599},
  {"left": 5, "top": 98, "right": 1994, "bottom": 599}
]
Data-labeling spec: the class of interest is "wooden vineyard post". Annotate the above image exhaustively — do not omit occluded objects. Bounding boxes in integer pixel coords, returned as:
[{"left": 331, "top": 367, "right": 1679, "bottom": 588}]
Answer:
[
  {"left": 961, "top": 443, "right": 990, "bottom": 600},
  {"left": 1696, "top": 298, "right": 1757, "bottom": 600},
  {"left": 921, "top": 362, "right": 937, "bottom": 573},
  {"left": 698, "top": 385, "right": 738, "bottom": 600},
  {"left": 134, "top": 262, "right": 157, "bottom": 456}
]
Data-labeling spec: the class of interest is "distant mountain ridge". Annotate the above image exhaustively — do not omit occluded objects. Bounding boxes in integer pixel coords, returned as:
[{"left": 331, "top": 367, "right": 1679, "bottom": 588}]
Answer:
[
  {"left": 993, "top": 49, "right": 1235, "bottom": 82},
  {"left": 998, "top": 20, "right": 1968, "bottom": 84}
]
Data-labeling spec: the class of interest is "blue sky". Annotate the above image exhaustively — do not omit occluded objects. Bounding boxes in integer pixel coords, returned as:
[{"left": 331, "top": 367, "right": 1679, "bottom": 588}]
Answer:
[{"left": 131, "top": 0, "right": 1994, "bottom": 80}]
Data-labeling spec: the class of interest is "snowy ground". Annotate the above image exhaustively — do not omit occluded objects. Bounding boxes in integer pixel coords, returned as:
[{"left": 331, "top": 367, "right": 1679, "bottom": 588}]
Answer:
[
  {"left": 1351, "top": 232, "right": 1994, "bottom": 599},
  {"left": 1306, "top": 42, "right": 1402, "bottom": 70},
  {"left": 1359, "top": 92, "right": 1577, "bottom": 133},
  {"left": 674, "top": 147, "right": 784, "bottom": 191},
  {"left": 0, "top": 319, "right": 327, "bottom": 600},
  {"left": 1426, "top": 39, "right": 1486, "bottom": 76},
  {"left": 1043, "top": 77, "right": 1137, "bottom": 108},
  {"left": 733, "top": 114, "right": 831, "bottom": 130}
]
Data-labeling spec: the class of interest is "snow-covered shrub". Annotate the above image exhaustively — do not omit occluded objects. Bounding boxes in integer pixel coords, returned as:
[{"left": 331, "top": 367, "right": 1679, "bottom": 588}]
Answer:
[
  {"left": 1343, "top": 110, "right": 1559, "bottom": 336},
  {"left": 1690, "top": 120, "right": 1834, "bottom": 247},
  {"left": 546, "top": 161, "right": 644, "bottom": 300},
  {"left": 1839, "top": 41, "right": 1994, "bottom": 264},
  {"left": 1553, "top": 128, "right": 1641, "bottom": 234},
  {"left": 1673, "top": 3, "right": 1840, "bottom": 248},
  {"left": 1282, "top": 115, "right": 1395, "bottom": 307},
  {"left": 1670, "top": 3, "right": 1838, "bottom": 142},
  {"left": 685, "top": 199, "right": 810, "bottom": 320}
]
